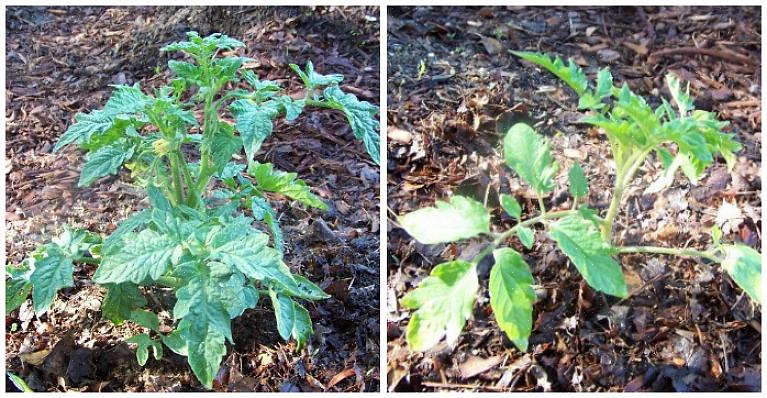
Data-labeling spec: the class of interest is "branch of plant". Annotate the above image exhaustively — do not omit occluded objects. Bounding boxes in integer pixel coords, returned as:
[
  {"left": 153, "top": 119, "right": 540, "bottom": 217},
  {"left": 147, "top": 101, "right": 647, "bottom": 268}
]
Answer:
[
  {"left": 472, "top": 209, "right": 578, "bottom": 266},
  {"left": 616, "top": 245, "right": 722, "bottom": 263},
  {"left": 601, "top": 147, "right": 652, "bottom": 241}
]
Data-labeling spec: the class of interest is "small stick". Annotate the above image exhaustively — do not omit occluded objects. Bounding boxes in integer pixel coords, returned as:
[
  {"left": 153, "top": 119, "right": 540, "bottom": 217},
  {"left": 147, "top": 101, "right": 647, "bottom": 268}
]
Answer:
[{"left": 649, "top": 47, "right": 757, "bottom": 67}]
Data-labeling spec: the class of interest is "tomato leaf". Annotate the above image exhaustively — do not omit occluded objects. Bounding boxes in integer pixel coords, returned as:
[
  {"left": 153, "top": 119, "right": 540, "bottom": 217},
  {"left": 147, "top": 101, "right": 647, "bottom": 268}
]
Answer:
[
  {"left": 503, "top": 123, "right": 559, "bottom": 196},
  {"left": 399, "top": 195, "right": 490, "bottom": 244},
  {"left": 489, "top": 248, "right": 536, "bottom": 351},
  {"left": 721, "top": 244, "right": 761, "bottom": 304},
  {"left": 401, "top": 261, "right": 478, "bottom": 351},
  {"left": 549, "top": 214, "right": 628, "bottom": 297}
]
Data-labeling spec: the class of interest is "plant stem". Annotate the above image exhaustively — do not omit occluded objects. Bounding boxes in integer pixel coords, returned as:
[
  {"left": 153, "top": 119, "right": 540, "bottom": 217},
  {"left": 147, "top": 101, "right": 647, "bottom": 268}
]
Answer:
[
  {"left": 155, "top": 275, "right": 183, "bottom": 289},
  {"left": 616, "top": 245, "right": 721, "bottom": 262},
  {"left": 168, "top": 153, "right": 185, "bottom": 204},
  {"left": 601, "top": 148, "right": 651, "bottom": 241},
  {"left": 473, "top": 210, "right": 577, "bottom": 265},
  {"left": 74, "top": 256, "right": 100, "bottom": 265},
  {"left": 537, "top": 196, "right": 547, "bottom": 215}
]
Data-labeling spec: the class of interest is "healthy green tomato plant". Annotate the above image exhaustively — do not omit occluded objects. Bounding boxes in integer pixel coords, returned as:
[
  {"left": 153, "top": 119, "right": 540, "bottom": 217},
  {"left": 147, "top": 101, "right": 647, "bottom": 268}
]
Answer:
[
  {"left": 5, "top": 32, "right": 379, "bottom": 389},
  {"left": 397, "top": 51, "right": 761, "bottom": 352}
]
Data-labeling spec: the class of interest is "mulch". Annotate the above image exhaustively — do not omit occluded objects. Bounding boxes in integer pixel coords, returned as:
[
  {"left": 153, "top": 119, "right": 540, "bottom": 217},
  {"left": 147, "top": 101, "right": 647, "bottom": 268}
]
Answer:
[
  {"left": 5, "top": 6, "right": 380, "bottom": 392},
  {"left": 387, "top": 6, "right": 761, "bottom": 392}
]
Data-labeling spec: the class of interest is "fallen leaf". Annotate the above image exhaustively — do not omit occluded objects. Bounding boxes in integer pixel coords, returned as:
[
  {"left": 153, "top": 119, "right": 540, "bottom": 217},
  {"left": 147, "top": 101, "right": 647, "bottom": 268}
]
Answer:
[{"left": 458, "top": 355, "right": 503, "bottom": 379}]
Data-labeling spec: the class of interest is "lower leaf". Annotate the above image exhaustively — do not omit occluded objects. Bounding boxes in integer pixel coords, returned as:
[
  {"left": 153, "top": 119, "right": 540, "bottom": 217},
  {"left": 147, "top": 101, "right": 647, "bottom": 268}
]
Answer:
[
  {"left": 401, "top": 261, "right": 478, "bottom": 351},
  {"left": 549, "top": 214, "right": 628, "bottom": 297},
  {"left": 489, "top": 248, "right": 536, "bottom": 351},
  {"left": 721, "top": 244, "right": 761, "bottom": 304}
]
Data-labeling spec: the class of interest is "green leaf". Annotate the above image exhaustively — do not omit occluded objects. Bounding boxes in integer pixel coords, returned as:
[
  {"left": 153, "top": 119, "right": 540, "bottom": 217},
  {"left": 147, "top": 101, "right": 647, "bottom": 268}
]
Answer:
[
  {"left": 614, "top": 85, "right": 660, "bottom": 139},
  {"left": 7, "top": 372, "right": 33, "bottom": 392},
  {"left": 489, "top": 248, "right": 536, "bottom": 351},
  {"left": 6, "top": 276, "right": 32, "bottom": 315},
  {"left": 401, "top": 261, "right": 478, "bottom": 351},
  {"left": 94, "top": 229, "right": 179, "bottom": 284},
  {"left": 161, "top": 31, "right": 244, "bottom": 61},
  {"left": 29, "top": 246, "right": 74, "bottom": 316},
  {"left": 78, "top": 140, "right": 135, "bottom": 187},
  {"left": 500, "top": 194, "right": 522, "bottom": 219},
  {"left": 168, "top": 60, "right": 203, "bottom": 82},
  {"left": 247, "top": 161, "right": 326, "bottom": 209},
  {"left": 721, "top": 245, "right": 761, "bottom": 304},
  {"left": 54, "top": 110, "right": 116, "bottom": 152},
  {"left": 516, "top": 226, "right": 535, "bottom": 249},
  {"left": 503, "top": 123, "right": 559, "bottom": 195},
  {"left": 126, "top": 333, "right": 163, "bottom": 366},
  {"left": 229, "top": 99, "right": 277, "bottom": 161},
  {"left": 104, "top": 84, "right": 151, "bottom": 115},
  {"left": 251, "top": 196, "right": 284, "bottom": 253},
  {"left": 209, "top": 231, "right": 294, "bottom": 289},
  {"left": 511, "top": 51, "right": 590, "bottom": 96},
  {"left": 130, "top": 309, "right": 160, "bottom": 332},
  {"left": 398, "top": 195, "right": 490, "bottom": 245},
  {"left": 665, "top": 73, "right": 693, "bottom": 116},
  {"left": 275, "top": 96, "right": 306, "bottom": 121},
  {"left": 549, "top": 214, "right": 627, "bottom": 297},
  {"left": 322, "top": 86, "right": 380, "bottom": 164},
  {"left": 269, "top": 290, "right": 313, "bottom": 349},
  {"left": 101, "top": 283, "right": 147, "bottom": 325},
  {"left": 210, "top": 123, "right": 243, "bottom": 177},
  {"left": 568, "top": 162, "right": 588, "bottom": 199},
  {"left": 171, "top": 264, "right": 236, "bottom": 389},
  {"left": 102, "top": 210, "right": 152, "bottom": 256},
  {"left": 208, "top": 272, "right": 260, "bottom": 319},
  {"left": 594, "top": 68, "right": 614, "bottom": 100},
  {"left": 274, "top": 274, "right": 330, "bottom": 300},
  {"left": 289, "top": 61, "right": 343, "bottom": 93}
]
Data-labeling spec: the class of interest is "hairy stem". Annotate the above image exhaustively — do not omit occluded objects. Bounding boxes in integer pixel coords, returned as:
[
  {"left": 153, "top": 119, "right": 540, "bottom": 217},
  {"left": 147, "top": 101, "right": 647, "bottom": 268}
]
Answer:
[
  {"left": 168, "top": 153, "right": 185, "bottom": 204},
  {"left": 601, "top": 148, "right": 651, "bottom": 241},
  {"left": 616, "top": 245, "right": 721, "bottom": 263}
]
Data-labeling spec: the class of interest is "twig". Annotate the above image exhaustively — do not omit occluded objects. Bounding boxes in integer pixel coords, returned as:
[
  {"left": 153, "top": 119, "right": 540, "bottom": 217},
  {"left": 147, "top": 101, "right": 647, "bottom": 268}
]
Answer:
[
  {"left": 649, "top": 47, "right": 758, "bottom": 67},
  {"left": 421, "top": 381, "right": 514, "bottom": 392}
]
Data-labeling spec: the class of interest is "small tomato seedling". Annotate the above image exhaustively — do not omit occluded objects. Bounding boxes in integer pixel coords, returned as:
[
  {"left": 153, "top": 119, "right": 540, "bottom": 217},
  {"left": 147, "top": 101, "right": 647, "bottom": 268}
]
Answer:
[
  {"left": 5, "top": 32, "right": 379, "bottom": 389},
  {"left": 397, "top": 51, "right": 760, "bottom": 353}
]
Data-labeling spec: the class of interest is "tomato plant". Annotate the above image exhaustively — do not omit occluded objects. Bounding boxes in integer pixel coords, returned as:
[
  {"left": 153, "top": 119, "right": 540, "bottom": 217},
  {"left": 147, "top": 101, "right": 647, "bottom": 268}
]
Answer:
[
  {"left": 397, "top": 51, "right": 760, "bottom": 352},
  {"left": 5, "top": 32, "right": 379, "bottom": 389}
]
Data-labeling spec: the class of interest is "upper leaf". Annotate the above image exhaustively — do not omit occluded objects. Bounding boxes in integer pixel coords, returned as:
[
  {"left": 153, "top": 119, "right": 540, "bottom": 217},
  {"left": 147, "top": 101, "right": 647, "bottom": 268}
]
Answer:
[
  {"left": 229, "top": 99, "right": 278, "bottom": 162},
  {"left": 401, "top": 261, "right": 479, "bottom": 351},
  {"left": 500, "top": 194, "right": 522, "bottom": 219},
  {"left": 665, "top": 73, "right": 694, "bottom": 117},
  {"left": 398, "top": 195, "right": 491, "bottom": 244},
  {"left": 549, "top": 214, "right": 628, "bottom": 297},
  {"left": 93, "top": 229, "right": 180, "bottom": 284},
  {"left": 289, "top": 61, "right": 344, "bottom": 94},
  {"left": 720, "top": 244, "right": 761, "bottom": 304},
  {"left": 511, "top": 51, "right": 590, "bottom": 96},
  {"left": 568, "top": 162, "right": 588, "bottom": 199},
  {"left": 489, "top": 248, "right": 536, "bottom": 351},
  {"left": 322, "top": 86, "right": 381, "bottom": 164},
  {"left": 78, "top": 139, "right": 135, "bottom": 187},
  {"left": 247, "top": 161, "right": 326, "bottom": 209},
  {"left": 29, "top": 246, "right": 75, "bottom": 317},
  {"left": 503, "top": 123, "right": 559, "bottom": 195}
]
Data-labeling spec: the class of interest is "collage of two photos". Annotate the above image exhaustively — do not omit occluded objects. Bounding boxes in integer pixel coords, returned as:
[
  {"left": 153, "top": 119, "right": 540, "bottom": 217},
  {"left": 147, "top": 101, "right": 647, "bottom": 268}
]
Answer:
[{"left": 3, "top": 3, "right": 764, "bottom": 394}]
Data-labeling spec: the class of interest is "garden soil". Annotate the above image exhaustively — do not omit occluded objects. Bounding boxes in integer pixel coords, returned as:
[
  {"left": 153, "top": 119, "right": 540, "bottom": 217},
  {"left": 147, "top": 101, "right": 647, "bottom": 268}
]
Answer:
[
  {"left": 5, "top": 6, "right": 380, "bottom": 392},
  {"left": 387, "top": 6, "right": 761, "bottom": 392}
]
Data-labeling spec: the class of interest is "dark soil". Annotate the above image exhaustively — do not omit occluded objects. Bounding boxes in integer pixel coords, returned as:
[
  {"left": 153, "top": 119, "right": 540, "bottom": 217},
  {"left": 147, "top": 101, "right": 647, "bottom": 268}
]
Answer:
[
  {"left": 387, "top": 6, "right": 761, "bottom": 392},
  {"left": 5, "top": 6, "right": 380, "bottom": 392}
]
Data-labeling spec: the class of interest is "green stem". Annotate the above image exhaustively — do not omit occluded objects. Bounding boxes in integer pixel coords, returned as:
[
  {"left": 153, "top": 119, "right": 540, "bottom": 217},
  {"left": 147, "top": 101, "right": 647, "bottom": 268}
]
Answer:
[
  {"left": 168, "top": 153, "right": 185, "bottom": 204},
  {"left": 473, "top": 210, "right": 577, "bottom": 265},
  {"left": 616, "top": 245, "right": 721, "bottom": 263},
  {"left": 601, "top": 148, "right": 651, "bottom": 241},
  {"left": 155, "top": 275, "right": 183, "bottom": 289},
  {"left": 305, "top": 98, "right": 343, "bottom": 111},
  {"left": 537, "top": 196, "right": 547, "bottom": 216},
  {"left": 74, "top": 256, "right": 100, "bottom": 265}
]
